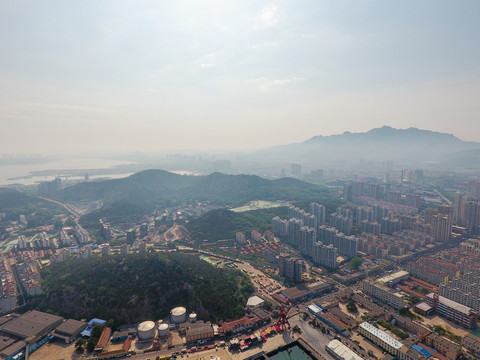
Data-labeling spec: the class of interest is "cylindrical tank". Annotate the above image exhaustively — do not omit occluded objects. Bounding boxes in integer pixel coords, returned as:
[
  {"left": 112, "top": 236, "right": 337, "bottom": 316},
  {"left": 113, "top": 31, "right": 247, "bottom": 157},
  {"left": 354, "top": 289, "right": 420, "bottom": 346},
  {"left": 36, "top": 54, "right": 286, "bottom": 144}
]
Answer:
[
  {"left": 170, "top": 306, "right": 187, "bottom": 323},
  {"left": 158, "top": 323, "right": 169, "bottom": 337},
  {"left": 137, "top": 320, "right": 156, "bottom": 340},
  {"left": 188, "top": 313, "right": 197, "bottom": 323}
]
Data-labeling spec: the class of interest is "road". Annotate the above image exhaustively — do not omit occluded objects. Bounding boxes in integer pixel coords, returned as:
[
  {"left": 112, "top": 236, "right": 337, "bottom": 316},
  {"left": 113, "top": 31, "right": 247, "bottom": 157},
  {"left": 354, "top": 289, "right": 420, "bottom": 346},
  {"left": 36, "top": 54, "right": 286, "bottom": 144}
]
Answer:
[
  {"left": 38, "top": 196, "right": 82, "bottom": 221},
  {"left": 433, "top": 189, "right": 452, "bottom": 205}
]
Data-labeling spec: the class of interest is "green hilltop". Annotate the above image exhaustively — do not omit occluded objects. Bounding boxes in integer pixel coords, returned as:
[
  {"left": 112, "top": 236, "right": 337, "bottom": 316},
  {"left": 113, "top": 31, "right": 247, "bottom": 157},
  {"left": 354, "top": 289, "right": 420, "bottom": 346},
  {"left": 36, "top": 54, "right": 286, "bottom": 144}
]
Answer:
[
  {"left": 37, "top": 252, "right": 254, "bottom": 324},
  {"left": 52, "top": 170, "right": 335, "bottom": 226}
]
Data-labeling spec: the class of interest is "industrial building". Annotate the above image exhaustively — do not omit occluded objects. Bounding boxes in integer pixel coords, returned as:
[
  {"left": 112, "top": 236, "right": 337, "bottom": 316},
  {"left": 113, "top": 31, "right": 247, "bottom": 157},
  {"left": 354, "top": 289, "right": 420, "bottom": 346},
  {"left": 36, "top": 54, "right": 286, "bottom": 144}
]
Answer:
[
  {"left": 53, "top": 319, "right": 87, "bottom": 343},
  {"left": 246, "top": 296, "right": 265, "bottom": 309},
  {"left": 358, "top": 322, "right": 404, "bottom": 356},
  {"left": 185, "top": 321, "right": 214, "bottom": 343},
  {"left": 325, "top": 339, "right": 363, "bottom": 360},
  {"left": 1, "top": 310, "right": 63, "bottom": 343}
]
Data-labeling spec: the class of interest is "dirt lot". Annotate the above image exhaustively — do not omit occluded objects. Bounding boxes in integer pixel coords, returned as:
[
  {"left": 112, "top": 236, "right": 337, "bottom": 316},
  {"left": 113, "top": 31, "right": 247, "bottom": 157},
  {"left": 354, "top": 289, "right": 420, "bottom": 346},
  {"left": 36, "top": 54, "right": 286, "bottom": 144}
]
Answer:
[
  {"left": 338, "top": 302, "right": 368, "bottom": 321},
  {"left": 236, "top": 262, "right": 286, "bottom": 302},
  {"left": 30, "top": 341, "right": 80, "bottom": 360},
  {"left": 350, "top": 332, "right": 385, "bottom": 359},
  {"left": 421, "top": 315, "right": 470, "bottom": 337}
]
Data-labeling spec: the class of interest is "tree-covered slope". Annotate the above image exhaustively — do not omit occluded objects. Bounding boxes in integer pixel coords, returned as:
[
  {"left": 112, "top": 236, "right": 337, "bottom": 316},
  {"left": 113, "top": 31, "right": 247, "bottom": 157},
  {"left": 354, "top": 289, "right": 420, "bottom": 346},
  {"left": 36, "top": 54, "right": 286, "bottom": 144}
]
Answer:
[
  {"left": 0, "top": 188, "right": 65, "bottom": 230},
  {"left": 186, "top": 207, "right": 288, "bottom": 241},
  {"left": 53, "top": 170, "right": 335, "bottom": 227},
  {"left": 38, "top": 252, "right": 254, "bottom": 324}
]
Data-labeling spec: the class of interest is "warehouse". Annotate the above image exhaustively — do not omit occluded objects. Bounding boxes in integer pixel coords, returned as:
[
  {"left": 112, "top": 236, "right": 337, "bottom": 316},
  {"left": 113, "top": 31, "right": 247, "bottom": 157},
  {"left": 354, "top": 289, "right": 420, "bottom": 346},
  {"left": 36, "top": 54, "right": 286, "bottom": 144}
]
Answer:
[
  {"left": 0, "top": 310, "right": 63, "bottom": 343},
  {"left": 185, "top": 321, "right": 214, "bottom": 343},
  {"left": 54, "top": 319, "right": 87, "bottom": 343},
  {"left": 326, "top": 339, "right": 363, "bottom": 360}
]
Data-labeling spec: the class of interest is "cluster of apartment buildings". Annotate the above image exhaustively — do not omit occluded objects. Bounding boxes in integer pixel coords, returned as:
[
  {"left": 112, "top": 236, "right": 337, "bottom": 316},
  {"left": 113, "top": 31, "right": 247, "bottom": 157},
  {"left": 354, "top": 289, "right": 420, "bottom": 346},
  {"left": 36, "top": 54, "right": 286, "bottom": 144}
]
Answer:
[
  {"left": 278, "top": 254, "right": 303, "bottom": 283},
  {"left": 407, "top": 260, "right": 449, "bottom": 286},
  {"left": 16, "top": 251, "right": 42, "bottom": 297},
  {"left": 0, "top": 255, "right": 17, "bottom": 314}
]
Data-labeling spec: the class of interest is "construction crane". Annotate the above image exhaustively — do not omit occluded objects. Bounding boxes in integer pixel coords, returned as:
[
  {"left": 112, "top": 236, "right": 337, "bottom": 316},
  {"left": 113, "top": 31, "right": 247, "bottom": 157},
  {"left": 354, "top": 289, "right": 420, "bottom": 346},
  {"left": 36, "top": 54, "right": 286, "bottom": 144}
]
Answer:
[{"left": 276, "top": 303, "right": 292, "bottom": 331}]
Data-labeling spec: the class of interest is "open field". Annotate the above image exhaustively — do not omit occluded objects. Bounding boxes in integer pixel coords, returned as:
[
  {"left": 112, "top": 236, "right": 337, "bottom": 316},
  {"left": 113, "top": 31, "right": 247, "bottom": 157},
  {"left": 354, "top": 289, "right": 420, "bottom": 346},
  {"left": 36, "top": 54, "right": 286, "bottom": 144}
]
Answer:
[
  {"left": 421, "top": 315, "right": 470, "bottom": 337},
  {"left": 230, "top": 200, "right": 289, "bottom": 213}
]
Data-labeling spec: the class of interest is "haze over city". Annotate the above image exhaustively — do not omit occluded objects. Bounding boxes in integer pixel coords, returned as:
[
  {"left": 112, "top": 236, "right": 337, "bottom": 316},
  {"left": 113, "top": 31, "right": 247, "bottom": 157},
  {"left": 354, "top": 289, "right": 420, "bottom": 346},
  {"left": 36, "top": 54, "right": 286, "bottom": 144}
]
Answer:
[{"left": 1, "top": 1, "right": 479, "bottom": 155}]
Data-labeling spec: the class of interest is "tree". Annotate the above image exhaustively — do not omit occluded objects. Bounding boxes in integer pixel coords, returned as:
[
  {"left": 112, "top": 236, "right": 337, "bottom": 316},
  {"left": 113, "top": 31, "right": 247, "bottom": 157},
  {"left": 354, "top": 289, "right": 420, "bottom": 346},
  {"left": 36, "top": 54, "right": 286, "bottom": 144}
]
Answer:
[
  {"left": 350, "top": 257, "right": 363, "bottom": 270},
  {"left": 346, "top": 301, "right": 357, "bottom": 312},
  {"left": 408, "top": 295, "right": 420, "bottom": 305},
  {"left": 75, "top": 338, "right": 86, "bottom": 352},
  {"left": 86, "top": 338, "right": 97, "bottom": 352},
  {"left": 91, "top": 325, "right": 104, "bottom": 339}
]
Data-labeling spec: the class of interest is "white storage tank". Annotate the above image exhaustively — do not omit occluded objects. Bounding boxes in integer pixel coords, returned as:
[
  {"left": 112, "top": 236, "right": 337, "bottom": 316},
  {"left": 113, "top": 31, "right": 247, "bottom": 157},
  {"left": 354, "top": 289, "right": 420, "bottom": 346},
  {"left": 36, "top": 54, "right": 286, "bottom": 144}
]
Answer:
[
  {"left": 170, "top": 306, "right": 187, "bottom": 323},
  {"left": 137, "top": 320, "right": 156, "bottom": 340},
  {"left": 188, "top": 313, "right": 197, "bottom": 323},
  {"left": 158, "top": 323, "right": 169, "bottom": 337}
]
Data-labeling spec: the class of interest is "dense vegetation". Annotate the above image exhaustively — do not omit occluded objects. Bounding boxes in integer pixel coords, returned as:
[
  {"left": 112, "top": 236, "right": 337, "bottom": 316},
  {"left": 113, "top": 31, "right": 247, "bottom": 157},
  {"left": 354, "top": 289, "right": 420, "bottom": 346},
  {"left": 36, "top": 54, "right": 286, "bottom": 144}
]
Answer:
[
  {"left": 187, "top": 207, "right": 288, "bottom": 241},
  {"left": 53, "top": 170, "right": 335, "bottom": 227},
  {"left": 377, "top": 319, "right": 409, "bottom": 340},
  {"left": 0, "top": 188, "right": 65, "bottom": 232},
  {"left": 38, "top": 252, "right": 254, "bottom": 324}
]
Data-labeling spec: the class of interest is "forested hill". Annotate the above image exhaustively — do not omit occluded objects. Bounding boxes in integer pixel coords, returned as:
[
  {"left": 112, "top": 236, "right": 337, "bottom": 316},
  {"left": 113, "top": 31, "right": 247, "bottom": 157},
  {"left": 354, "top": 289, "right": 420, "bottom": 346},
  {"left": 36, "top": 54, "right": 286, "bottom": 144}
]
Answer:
[
  {"left": 0, "top": 188, "right": 65, "bottom": 230},
  {"left": 38, "top": 252, "right": 254, "bottom": 324},
  {"left": 53, "top": 170, "right": 334, "bottom": 226},
  {"left": 187, "top": 208, "right": 287, "bottom": 241},
  {"left": 54, "top": 170, "right": 330, "bottom": 205}
]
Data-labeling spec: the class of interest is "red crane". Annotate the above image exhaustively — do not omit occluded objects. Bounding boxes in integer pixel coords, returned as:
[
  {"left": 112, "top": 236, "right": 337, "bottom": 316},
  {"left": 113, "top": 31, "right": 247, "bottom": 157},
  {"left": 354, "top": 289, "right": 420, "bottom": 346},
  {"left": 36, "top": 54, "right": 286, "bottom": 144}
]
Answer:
[{"left": 276, "top": 303, "right": 292, "bottom": 331}]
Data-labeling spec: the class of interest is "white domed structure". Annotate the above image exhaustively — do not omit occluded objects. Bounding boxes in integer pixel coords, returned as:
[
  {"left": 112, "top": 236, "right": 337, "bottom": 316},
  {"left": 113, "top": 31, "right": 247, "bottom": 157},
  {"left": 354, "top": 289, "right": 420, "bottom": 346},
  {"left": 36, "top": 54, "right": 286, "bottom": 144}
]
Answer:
[
  {"left": 188, "top": 313, "right": 197, "bottom": 323},
  {"left": 158, "top": 323, "right": 169, "bottom": 337},
  {"left": 170, "top": 306, "right": 187, "bottom": 323},
  {"left": 137, "top": 320, "right": 156, "bottom": 340}
]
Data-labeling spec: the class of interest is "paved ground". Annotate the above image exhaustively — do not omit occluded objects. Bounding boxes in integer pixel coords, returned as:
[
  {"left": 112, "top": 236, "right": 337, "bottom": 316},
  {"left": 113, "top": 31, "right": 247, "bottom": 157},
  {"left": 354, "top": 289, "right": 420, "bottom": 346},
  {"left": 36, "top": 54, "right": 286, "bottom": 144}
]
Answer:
[
  {"left": 350, "top": 332, "right": 385, "bottom": 359},
  {"left": 289, "top": 313, "right": 334, "bottom": 360},
  {"left": 30, "top": 341, "right": 80, "bottom": 360}
]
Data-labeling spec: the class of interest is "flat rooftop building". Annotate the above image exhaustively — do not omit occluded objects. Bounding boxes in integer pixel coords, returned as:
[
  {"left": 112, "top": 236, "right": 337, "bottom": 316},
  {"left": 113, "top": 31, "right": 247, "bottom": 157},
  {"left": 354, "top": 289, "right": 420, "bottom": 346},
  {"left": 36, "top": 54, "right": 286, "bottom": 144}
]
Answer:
[
  {"left": 54, "top": 319, "right": 87, "bottom": 343},
  {"left": 377, "top": 270, "right": 409, "bottom": 287},
  {"left": 0, "top": 310, "right": 63, "bottom": 342},
  {"left": 359, "top": 322, "right": 404, "bottom": 356}
]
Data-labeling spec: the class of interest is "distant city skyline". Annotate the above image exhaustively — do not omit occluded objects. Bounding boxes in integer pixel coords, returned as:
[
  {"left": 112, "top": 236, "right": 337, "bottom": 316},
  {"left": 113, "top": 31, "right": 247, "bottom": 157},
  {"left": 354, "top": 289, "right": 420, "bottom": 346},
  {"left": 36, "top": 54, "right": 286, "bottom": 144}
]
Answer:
[{"left": 1, "top": 1, "right": 479, "bottom": 155}]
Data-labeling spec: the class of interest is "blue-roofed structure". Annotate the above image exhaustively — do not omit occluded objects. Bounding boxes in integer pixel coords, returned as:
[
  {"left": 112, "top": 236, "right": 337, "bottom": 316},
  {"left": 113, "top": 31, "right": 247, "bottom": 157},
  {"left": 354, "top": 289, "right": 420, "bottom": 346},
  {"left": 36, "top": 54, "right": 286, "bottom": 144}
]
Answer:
[{"left": 412, "top": 344, "right": 431, "bottom": 358}]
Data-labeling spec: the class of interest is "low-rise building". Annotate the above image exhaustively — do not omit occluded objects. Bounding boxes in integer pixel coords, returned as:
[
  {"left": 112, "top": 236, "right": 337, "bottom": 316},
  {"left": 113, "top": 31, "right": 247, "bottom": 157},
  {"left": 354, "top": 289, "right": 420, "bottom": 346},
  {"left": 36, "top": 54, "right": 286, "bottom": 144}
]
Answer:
[
  {"left": 185, "top": 321, "right": 214, "bottom": 343},
  {"left": 325, "top": 339, "right": 363, "bottom": 360},
  {"left": 463, "top": 336, "right": 480, "bottom": 358},
  {"left": 426, "top": 293, "right": 478, "bottom": 328},
  {"left": 363, "top": 280, "right": 406, "bottom": 309},
  {"left": 358, "top": 322, "right": 405, "bottom": 356},
  {"left": 54, "top": 319, "right": 87, "bottom": 343}
]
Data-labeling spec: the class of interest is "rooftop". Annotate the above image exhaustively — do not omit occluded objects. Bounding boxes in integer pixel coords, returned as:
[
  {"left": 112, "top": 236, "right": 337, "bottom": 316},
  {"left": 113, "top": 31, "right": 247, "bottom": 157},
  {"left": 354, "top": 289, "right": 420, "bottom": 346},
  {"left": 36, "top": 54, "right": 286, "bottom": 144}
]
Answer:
[
  {"left": 377, "top": 270, "right": 409, "bottom": 285},
  {"left": 186, "top": 321, "right": 213, "bottom": 337},
  {"left": 426, "top": 293, "right": 475, "bottom": 315},
  {"left": 246, "top": 296, "right": 264, "bottom": 308},
  {"left": 359, "top": 322, "right": 404, "bottom": 350},
  {"left": 326, "top": 340, "right": 363, "bottom": 360},
  {"left": 55, "top": 319, "right": 87, "bottom": 336},
  {"left": 1, "top": 310, "right": 63, "bottom": 339}
]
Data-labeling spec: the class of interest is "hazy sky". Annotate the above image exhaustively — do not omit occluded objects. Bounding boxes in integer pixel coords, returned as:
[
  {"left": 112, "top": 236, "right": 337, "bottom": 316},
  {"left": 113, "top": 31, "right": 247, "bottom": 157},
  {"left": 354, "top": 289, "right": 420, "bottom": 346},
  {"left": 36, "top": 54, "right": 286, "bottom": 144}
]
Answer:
[{"left": 1, "top": 1, "right": 479, "bottom": 155}]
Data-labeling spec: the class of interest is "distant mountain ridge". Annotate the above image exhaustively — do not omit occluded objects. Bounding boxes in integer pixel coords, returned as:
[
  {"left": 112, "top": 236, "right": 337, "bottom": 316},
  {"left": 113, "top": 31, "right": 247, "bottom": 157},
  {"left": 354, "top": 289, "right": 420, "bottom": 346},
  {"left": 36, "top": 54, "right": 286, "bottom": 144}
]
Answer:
[{"left": 257, "top": 126, "right": 480, "bottom": 164}]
